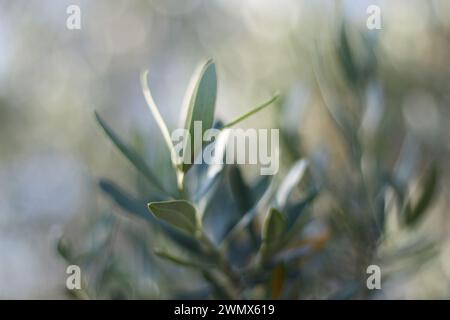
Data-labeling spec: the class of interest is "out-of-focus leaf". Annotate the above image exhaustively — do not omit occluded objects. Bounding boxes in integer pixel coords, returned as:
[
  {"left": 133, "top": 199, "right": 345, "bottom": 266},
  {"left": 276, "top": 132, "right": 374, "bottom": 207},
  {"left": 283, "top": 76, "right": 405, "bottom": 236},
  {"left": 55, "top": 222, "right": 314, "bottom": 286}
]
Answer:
[
  {"left": 220, "top": 180, "right": 275, "bottom": 247},
  {"left": 201, "top": 270, "right": 234, "bottom": 299},
  {"left": 381, "top": 237, "right": 437, "bottom": 263},
  {"left": 56, "top": 238, "right": 72, "bottom": 261},
  {"left": 194, "top": 130, "right": 230, "bottom": 202},
  {"left": 99, "top": 179, "right": 153, "bottom": 222},
  {"left": 271, "top": 245, "right": 313, "bottom": 266},
  {"left": 260, "top": 208, "right": 286, "bottom": 263},
  {"left": 337, "top": 23, "right": 359, "bottom": 88},
  {"left": 252, "top": 175, "right": 271, "bottom": 203},
  {"left": 229, "top": 165, "right": 252, "bottom": 213},
  {"left": 404, "top": 164, "right": 438, "bottom": 227},
  {"left": 95, "top": 112, "right": 168, "bottom": 195},
  {"left": 180, "top": 59, "right": 217, "bottom": 172},
  {"left": 154, "top": 249, "right": 212, "bottom": 270},
  {"left": 270, "top": 264, "right": 286, "bottom": 299},
  {"left": 96, "top": 261, "right": 134, "bottom": 299},
  {"left": 100, "top": 180, "right": 203, "bottom": 253},
  {"left": 275, "top": 159, "right": 308, "bottom": 208},
  {"left": 286, "top": 188, "right": 319, "bottom": 229},
  {"left": 148, "top": 200, "right": 200, "bottom": 235},
  {"left": 229, "top": 165, "right": 259, "bottom": 247},
  {"left": 201, "top": 169, "right": 240, "bottom": 244}
]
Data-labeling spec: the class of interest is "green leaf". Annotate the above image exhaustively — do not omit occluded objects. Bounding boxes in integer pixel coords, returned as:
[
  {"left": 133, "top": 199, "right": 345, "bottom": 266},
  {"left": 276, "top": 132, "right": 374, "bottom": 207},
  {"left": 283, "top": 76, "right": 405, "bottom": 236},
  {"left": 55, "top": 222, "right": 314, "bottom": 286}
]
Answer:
[
  {"left": 181, "top": 59, "right": 217, "bottom": 172},
  {"left": 229, "top": 165, "right": 253, "bottom": 213},
  {"left": 262, "top": 208, "right": 286, "bottom": 245},
  {"left": 154, "top": 249, "right": 211, "bottom": 269},
  {"left": 252, "top": 175, "right": 271, "bottom": 203},
  {"left": 220, "top": 179, "right": 275, "bottom": 247},
  {"left": 95, "top": 111, "right": 167, "bottom": 195},
  {"left": 100, "top": 180, "right": 203, "bottom": 253},
  {"left": 404, "top": 164, "right": 439, "bottom": 227},
  {"left": 229, "top": 165, "right": 259, "bottom": 246},
  {"left": 148, "top": 200, "right": 200, "bottom": 235},
  {"left": 56, "top": 238, "right": 72, "bottom": 261},
  {"left": 337, "top": 23, "right": 360, "bottom": 88},
  {"left": 222, "top": 93, "right": 279, "bottom": 129},
  {"left": 140, "top": 71, "right": 177, "bottom": 167},
  {"left": 99, "top": 179, "right": 157, "bottom": 222},
  {"left": 193, "top": 129, "right": 231, "bottom": 201},
  {"left": 260, "top": 208, "right": 286, "bottom": 263},
  {"left": 286, "top": 188, "right": 318, "bottom": 229},
  {"left": 271, "top": 246, "right": 313, "bottom": 265},
  {"left": 275, "top": 159, "right": 308, "bottom": 209}
]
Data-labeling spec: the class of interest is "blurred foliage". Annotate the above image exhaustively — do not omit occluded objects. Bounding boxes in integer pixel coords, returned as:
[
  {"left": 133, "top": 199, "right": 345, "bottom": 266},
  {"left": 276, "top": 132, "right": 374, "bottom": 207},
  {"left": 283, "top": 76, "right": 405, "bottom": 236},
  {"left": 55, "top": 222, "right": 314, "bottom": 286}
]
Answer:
[{"left": 57, "top": 21, "right": 442, "bottom": 298}]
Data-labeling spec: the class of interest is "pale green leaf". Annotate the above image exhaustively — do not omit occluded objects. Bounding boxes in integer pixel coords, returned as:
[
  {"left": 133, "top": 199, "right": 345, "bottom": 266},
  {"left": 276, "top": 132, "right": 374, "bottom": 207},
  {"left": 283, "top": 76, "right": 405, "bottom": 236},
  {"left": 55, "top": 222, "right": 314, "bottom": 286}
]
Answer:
[
  {"left": 180, "top": 59, "right": 217, "bottom": 172},
  {"left": 148, "top": 200, "right": 199, "bottom": 235},
  {"left": 260, "top": 208, "right": 286, "bottom": 262},
  {"left": 95, "top": 111, "right": 167, "bottom": 194},
  {"left": 275, "top": 159, "right": 308, "bottom": 208},
  {"left": 140, "top": 70, "right": 178, "bottom": 169},
  {"left": 154, "top": 249, "right": 211, "bottom": 270},
  {"left": 222, "top": 93, "right": 279, "bottom": 129}
]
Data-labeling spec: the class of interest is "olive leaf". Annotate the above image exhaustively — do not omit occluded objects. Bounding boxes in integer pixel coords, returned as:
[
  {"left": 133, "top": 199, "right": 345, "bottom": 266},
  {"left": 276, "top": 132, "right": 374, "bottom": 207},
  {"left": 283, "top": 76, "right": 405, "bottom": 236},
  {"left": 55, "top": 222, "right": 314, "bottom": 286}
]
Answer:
[
  {"left": 180, "top": 59, "right": 217, "bottom": 172},
  {"left": 148, "top": 200, "right": 200, "bottom": 235},
  {"left": 260, "top": 208, "right": 286, "bottom": 263},
  {"left": 404, "top": 164, "right": 439, "bottom": 227},
  {"left": 154, "top": 249, "right": 212, "bottom": 270},
  {"left": 285, "top": 188, "right": 319, "bottom": 230},
  {"left": 229, "top": 165, "right": 253, "bottom": 213},
  {"left": 194, "top": 129, "right": 231, "bottom": 201},
  {"left": 95, "top": 111, "right": 167, "bottom": 195},
  {"left": 222, "top": 93, "right": 279, "bottom": 129},
  {"left": 140, "top": 71, "right": 177, "bottom": 167},
  {"left": 99, "top": 179, "right": 155, "bottom": 222},
  {"left": 229, "top": 165, "right": 260, "bottom": 246},
  {"left": 100, "top": 180, "right": 203, "bottom": 253},
  {"left": 337, "top": 23, "right": 360, "bottom": 88},
  {"left": 275, "top": 159, "right": 308, "bottom": 208}
]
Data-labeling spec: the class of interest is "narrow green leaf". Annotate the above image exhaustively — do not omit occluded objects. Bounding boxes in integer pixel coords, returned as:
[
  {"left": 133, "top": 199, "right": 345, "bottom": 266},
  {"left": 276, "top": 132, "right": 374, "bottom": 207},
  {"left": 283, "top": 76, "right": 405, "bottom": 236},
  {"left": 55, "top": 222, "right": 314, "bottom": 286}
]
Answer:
[
  {"left": 201, "top": 270, "right": 234, "bottom": 299},
  {"left": 99, "top": 179, "right": 156, "bottom": 222},
  {"left": 220, "top": 180, "right": 275, "bottom": 247},
  {"left": 262, "top": 208, "right": 286, "bottom": 244},
  {"left": 148, "top": 200, "right": 199, "bottom": 235},
  {"left": 271, "top": 246, "right": 313, "bottom": 265},
  {"left": 337, "top": 23, "right": 360, "bottom": 88},
  {"left": 154, "top": 249, "right": 211, "bottom": 270},
  {"left": 275, "top": 159, "right": 308, "bottom": 209},
  {"left": 260, "top": 208, "right": 286, "bottom": 263},
  {"left": 252, "top": 175, "right": 271, "bottom": 203},
  {"left": 194, "top": 129, "right": 231, "bottom": 201},
  {"left": 140, "top": 71, "right": 177, "bottom": 164},
  {"left": 181, "top": 59, "right": 217, "bottom": 172},
  {"left": 286, "top": 188, "right": 318, "bottom": 229},
  {"left": 222, "top": 93, "right": 279, "bottom": 129},
  {"left": 404, "top": 164, "right": 439, "bottom": 227},
  {"left": 95, "top": 112, "right": 167, "bottom": 195},
  {"left": 100, "top": 180, "right": 203, "bottom": 253},
  {"left": 229, "top": 166, "right": 253, "bottom": 213},
  {"left": 229, "top": 165, "right": 259, "bottom": 247}
]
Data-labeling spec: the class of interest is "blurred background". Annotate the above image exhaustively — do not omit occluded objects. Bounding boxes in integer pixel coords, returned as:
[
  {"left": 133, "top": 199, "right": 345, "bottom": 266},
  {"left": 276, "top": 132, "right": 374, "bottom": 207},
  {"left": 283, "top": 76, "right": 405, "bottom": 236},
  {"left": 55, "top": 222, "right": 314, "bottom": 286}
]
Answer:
[{"left": 1, "top": 0, "right": 450, "bottom": 299}]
